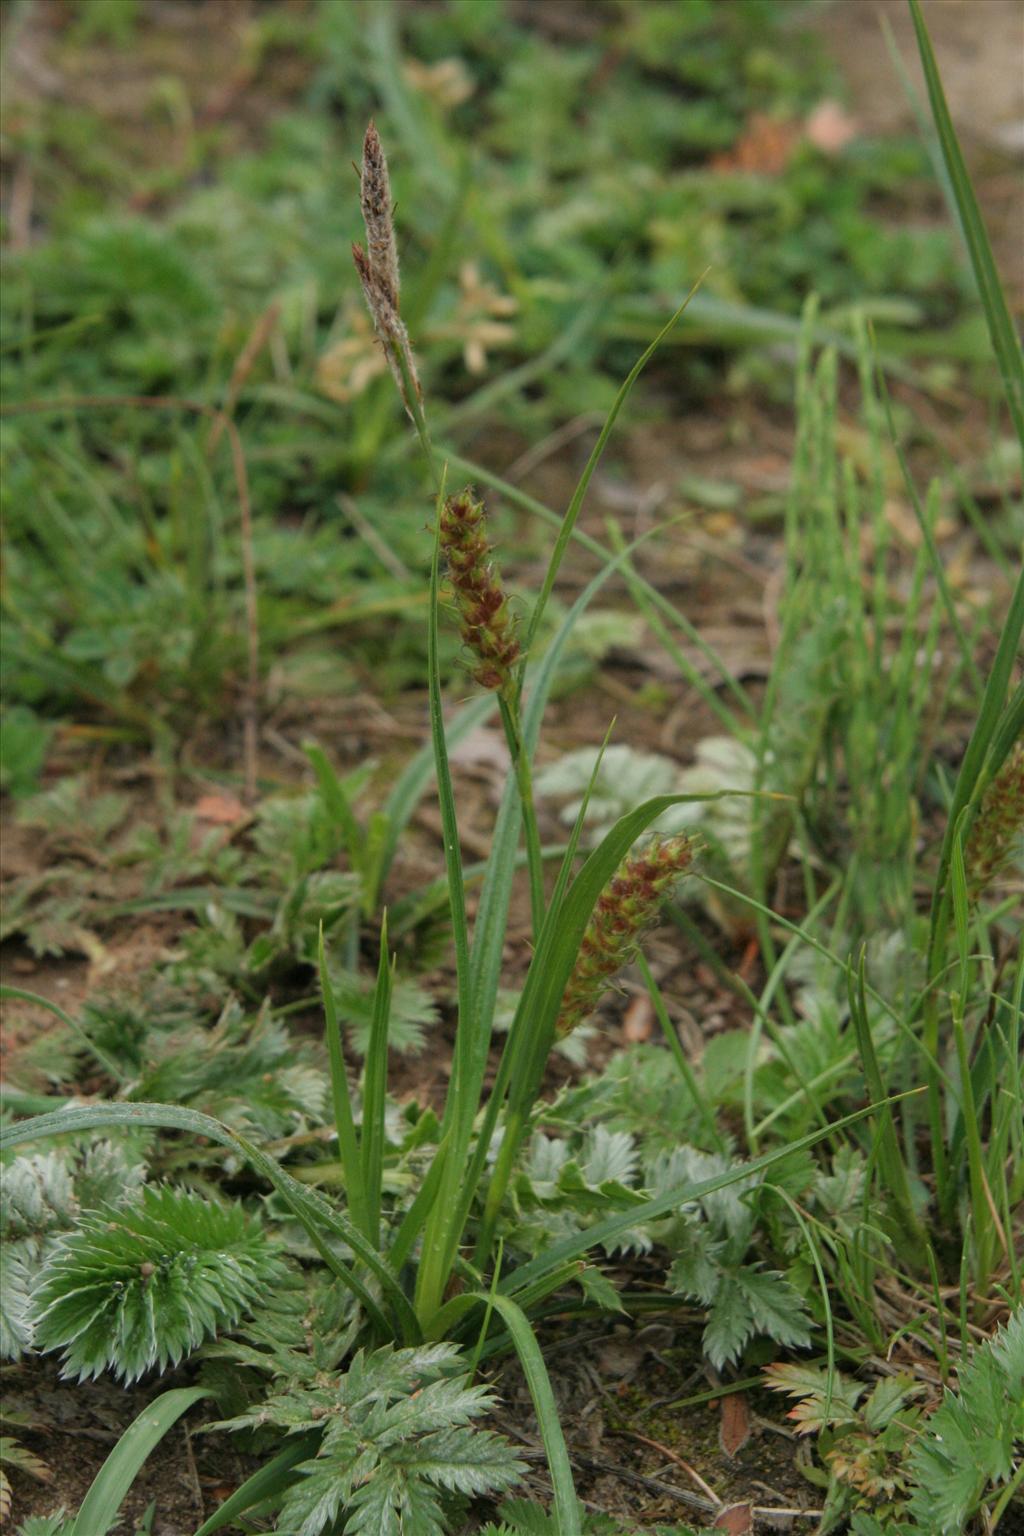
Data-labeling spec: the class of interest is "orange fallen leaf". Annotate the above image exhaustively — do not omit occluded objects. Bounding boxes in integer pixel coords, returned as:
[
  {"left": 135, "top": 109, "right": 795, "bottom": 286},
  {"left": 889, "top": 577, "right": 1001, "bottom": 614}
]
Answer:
[
  {"left": 622, "top": 993, "right": 654, "bottom": 1043},
  {"left": 711, "top": 113, "right": 799, "bottom": 176},
  {"left": 714, "top": 1503, "right": 753, "bottom": 1534},
  {"left": 194, "top": 793, "right": 248, "bottom": 826},
  {"left": 805, "top": 99, "right": 859, "bottom": 155},
  {"left": 720, "top": 1390, "right": 752, "bottom": 1458}
]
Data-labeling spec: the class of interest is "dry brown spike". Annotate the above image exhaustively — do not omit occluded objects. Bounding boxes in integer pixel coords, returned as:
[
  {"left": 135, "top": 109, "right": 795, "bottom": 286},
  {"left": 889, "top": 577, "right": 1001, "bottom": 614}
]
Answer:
[{"left": 360, "top": 119, "right": 400, "bottom": 313}]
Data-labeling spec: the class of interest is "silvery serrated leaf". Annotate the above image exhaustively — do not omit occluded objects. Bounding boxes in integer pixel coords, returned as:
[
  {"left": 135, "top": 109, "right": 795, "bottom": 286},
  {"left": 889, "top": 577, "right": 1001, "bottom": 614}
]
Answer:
[
  {"left": 536, "top": 744, "right": 686, "bottom": 842},
  {"left": 0, "top": 1153, "right": 77, "bottom": 1238},
  {"left": 523, "top": 1133, "right": 570, "bottom": 1185},
  {"left": 0, "top": 1246, "right": 35, "bottom": 1359},
  {"left": 582, "top": 1126, "right": 638, "bottom": 1187}
]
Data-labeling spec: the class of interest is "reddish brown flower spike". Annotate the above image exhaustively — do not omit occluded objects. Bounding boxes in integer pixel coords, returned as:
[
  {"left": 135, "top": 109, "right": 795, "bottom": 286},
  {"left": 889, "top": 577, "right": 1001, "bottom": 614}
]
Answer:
[
  {"left": 556, "top": 834, "right": 695, "bottom": 1038},
  {"left": 966, "top": 742, "right": 1024, "bottom": 896},
  {"left": 439, "top": 488, "right": 521, "bottom": 695}
]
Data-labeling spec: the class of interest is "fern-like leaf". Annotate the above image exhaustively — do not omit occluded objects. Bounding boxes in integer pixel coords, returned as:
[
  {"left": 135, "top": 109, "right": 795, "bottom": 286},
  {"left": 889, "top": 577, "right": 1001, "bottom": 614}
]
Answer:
[
  {"left": 906, "top": 1307, "right": 1024, "bottom": 1533},
  {"left": 219, "top": 1343, "right": 524, "bottom": 1536},
  {"left": 32, "top": 1185, "right": 283, "bottom": 1383}
]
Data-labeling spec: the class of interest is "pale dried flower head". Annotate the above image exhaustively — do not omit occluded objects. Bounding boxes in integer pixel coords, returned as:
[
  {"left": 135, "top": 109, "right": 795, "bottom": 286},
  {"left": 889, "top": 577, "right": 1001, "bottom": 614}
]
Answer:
[
  {"left": 317, "top": 303, "right": 388, "bottom": 403},
  {"left": 432, "top": 262, "right": 518, "bottom": 374},
  {"left": 403, "top": 56, "right": 475, "bottom": 110}
]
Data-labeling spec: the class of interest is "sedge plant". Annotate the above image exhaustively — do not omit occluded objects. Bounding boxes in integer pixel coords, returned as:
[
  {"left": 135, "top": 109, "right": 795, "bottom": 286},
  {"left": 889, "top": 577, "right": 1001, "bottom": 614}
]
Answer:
[{"left": 0, "top": 116, "right": 905, "bottom": 1536}]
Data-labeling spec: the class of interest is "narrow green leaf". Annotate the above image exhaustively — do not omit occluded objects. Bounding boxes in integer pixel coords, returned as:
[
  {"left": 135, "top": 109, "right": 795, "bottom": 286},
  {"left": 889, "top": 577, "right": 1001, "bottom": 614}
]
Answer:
[
  {"left": 520, "top": 273, "right": 707, "bottom": 667},
  {"left": 305, "top": 743, "right": 367, "bottom": 882},
  {"left": 846, "top": 949, "right": 924, "bottom": 1255},
  {"left": 485, "top": 1295, "right": 580, "bottom": 1536},
  {"left": 192, "top": 1432, "right": 318, "bottom": 1536},
  {"left": 0, "top": 1102, "right": 419, "bottom": 1343},
  {"left": 908, "top": 0, "right": 1024, "bottom": 448},
  {"left": 500, "top": 1094, "right": 913, "bottom": 1302},
  {"left": 70, "top": 1387, "right": 209, "bottom": 1536},
  {"left": 319, "top": 924, "right": 368, "bottom": 1241},
  {"left": 361, "top": 917, "right": 394, "bottom": 1249},
  {"left": 0, "top": 986, "right": 123, "bottom": 1083}
]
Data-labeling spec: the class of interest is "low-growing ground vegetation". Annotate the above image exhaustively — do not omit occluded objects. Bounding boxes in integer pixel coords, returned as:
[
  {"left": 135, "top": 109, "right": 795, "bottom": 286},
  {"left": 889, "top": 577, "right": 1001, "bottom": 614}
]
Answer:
[{"left": 0, "top": 2, "right": 1021, "bottom": 1533}]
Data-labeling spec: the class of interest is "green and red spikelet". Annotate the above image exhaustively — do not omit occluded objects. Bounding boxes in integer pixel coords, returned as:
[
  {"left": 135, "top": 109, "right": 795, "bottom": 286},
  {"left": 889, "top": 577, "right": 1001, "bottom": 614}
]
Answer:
[
  {"left": 439, "top": 488, "right": 521, "bottom": 695},
  {"left": 556, "top": 833, "right": 695, "bottom": 1037},
  {"left": 966, "top": 741, "right": 1024, "bottom": 896}
]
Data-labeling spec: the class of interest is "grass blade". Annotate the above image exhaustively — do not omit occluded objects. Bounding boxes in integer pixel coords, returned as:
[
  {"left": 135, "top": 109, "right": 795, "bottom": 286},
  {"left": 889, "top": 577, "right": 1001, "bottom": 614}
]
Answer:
[
  {"left": 500, "top": 1093, "right": 915, "bottom": 1302},
  {"left": 361, "top": 917, "right": 394, "bottom": 1249},
  {"left": 485, "top": 1294, "right": 581, "bottom": 1536},
  {"left": 0, "top": 986, "right": 124, "bottom": 1083},
  {"left": 520, "top": 272, "right": 707, "bottom": 668},
  {"left": 192, "top": 1433, "right": 318, "bottom": 1536},
  {"left": 70, "top": 1387, "right": 209, "bottom": 1536},
  {"left": 847, "top": 948, "right": 926, "bottom": 1256},
  {"left": 305, "top": 742, "right": 367, "bottom": 881},
  {"left": 908, "top": 0, "right": 1024, "bottom": 447},
  {"left": 319, "top": 924, "right": 368, "bottom": 1241}
]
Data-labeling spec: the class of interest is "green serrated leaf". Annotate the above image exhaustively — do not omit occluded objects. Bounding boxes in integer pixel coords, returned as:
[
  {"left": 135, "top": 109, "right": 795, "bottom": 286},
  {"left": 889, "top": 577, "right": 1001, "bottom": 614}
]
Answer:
[
  {"left": 702, "top": 1272, "right": 754, "bottom": 1370},
  {"left": 33, "top": 1185, "right": 283, "bottom": 1382},
  {"left": 734, "top": 1265, "right": 813, "bottom": 1352}
]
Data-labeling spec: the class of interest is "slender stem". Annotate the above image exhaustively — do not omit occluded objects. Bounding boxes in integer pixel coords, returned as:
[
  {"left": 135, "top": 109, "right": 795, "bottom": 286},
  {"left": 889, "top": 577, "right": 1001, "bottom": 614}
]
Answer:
[
  {"left": 477, "top": 1107, "right": 524, "bottom": 1266},
  {"left": 498, "top": 695, "right": 545, "bottom": 940},
  {"left": 990, "top": 1448, "right": 1024, "bottom": 1529},
  {"left": 636, "top": 954, "right": 725, "bottom": 1154},
  {"left": 392, "top": 341, "right": 437, "bottom": 488}
]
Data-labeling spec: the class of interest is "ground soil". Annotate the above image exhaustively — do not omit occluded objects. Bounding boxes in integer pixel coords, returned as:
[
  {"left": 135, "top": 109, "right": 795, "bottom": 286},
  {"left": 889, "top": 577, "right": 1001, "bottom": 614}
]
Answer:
[{"left": 1, "top": 1, "right": 1022, "bottom": 1531}]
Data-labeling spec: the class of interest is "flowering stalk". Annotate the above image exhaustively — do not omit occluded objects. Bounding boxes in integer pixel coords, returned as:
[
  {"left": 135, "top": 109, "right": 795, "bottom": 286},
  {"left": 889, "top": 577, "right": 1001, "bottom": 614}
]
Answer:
[
  {"left": 557, "top": 833, "right": 696, "bottom": 1036},
  {"left": 965, "top": 741, "right": 1024, "bottom": 898}
]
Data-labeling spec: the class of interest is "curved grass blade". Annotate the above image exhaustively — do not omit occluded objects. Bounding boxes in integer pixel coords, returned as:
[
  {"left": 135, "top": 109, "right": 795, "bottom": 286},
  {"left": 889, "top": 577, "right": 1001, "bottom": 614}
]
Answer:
[
  {"left": 361, "top": 917, "right": 394, "bottom": 1249},
  {"left": 847, "top": 948, "right": 926, "bottom": 1256},
  {"left": 0, "top": 985, "right": 123, "bottom": 1084},
  {"left": 0, "top": 1102, "right": 418, "bottom": 1343},
  {"left": 70, "top": 1387, "right": 209, "bottom": 1536},
  {"left": 500, "top": 1094, "right": 915, "bottom": 1302},
  {"left": 908, "top": 0, "right": 1024, "bottom": 448},
  {"left": 192, "top": 1432, "right": 318, "bottom": 1536},
  {"left": 486, "top": 1294, "right": 581, "bottom": 1536}
]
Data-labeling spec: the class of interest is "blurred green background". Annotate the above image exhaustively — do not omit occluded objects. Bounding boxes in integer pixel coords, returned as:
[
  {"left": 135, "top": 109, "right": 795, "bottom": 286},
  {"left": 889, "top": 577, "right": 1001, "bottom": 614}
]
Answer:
[{"left": 0, "top": 0, "right": 1020, "bottom": 766}]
